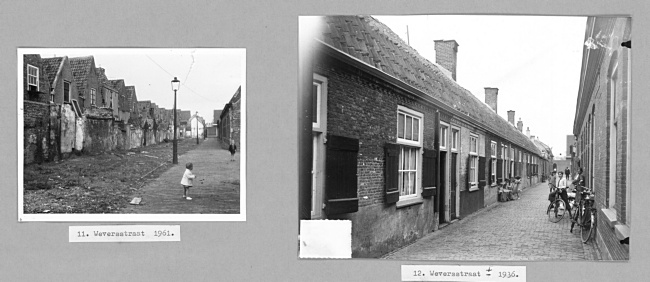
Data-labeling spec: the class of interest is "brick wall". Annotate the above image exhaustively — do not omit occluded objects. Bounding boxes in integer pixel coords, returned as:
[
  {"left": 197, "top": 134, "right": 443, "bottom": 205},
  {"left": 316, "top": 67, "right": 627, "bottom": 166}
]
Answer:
[{"left": 24, "top": 101, "right": 52, "bottom": 164}]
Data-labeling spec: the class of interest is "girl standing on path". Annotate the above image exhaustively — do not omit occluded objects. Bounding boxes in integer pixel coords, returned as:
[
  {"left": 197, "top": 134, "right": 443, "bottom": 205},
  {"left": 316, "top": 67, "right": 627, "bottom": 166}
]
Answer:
[
  {"left": 180, "top": 162, "right": 196, "bottom": 200},
  {"left": 229, "top": 140, "right": 237, "bottom": 161}
]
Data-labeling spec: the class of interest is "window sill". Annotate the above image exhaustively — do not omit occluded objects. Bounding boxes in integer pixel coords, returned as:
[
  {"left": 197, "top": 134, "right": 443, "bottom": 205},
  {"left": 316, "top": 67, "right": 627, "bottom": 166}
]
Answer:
[
  {"left": 614, "top": 224, "right": 630, "bottom": 241},
  {"left": 396, "top": 198, "right": 424, "bottom": 209},
  {"left": 601, "top": 208, "right": 618, "bottom": 228},
  {"left": 469, "top": 185, "right": 479, "bottom": 192}
]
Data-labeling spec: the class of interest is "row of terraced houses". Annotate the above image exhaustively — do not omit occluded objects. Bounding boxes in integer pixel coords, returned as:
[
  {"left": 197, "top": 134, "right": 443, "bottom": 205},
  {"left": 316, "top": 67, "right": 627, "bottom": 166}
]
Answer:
[
  {"left": 299, "top": 16, "right": 556, "bottom": 257},
  {"left": 22, "top": 54, "right": 197, "bottom": 164}
]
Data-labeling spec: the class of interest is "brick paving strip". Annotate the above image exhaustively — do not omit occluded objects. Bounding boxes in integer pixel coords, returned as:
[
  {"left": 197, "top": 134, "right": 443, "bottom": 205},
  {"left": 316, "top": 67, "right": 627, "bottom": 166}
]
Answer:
[
  {"left": 120, "top": 137, "right": 240, "bottom": 214},
  {"left": 383, "top": 182, "right": 599, "bottom": 260}
]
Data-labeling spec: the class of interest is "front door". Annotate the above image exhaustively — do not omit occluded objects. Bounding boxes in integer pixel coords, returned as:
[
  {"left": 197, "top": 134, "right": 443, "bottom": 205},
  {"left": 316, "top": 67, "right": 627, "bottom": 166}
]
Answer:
[
  {"left": 451, "top": 152, "right": 457, "bottom": 219},
  {"left": 439, "top": 151, "right": 447, "bottom": 223}
]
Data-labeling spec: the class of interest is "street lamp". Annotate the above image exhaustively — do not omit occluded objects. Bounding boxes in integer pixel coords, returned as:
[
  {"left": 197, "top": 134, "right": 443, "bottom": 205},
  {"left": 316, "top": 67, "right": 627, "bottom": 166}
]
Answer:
[
  {"left": 171, "top": 77, "right": 180, "bottom": 164},
  {"left": 196, "top": 111, "right": 199, "bottom": 144}
]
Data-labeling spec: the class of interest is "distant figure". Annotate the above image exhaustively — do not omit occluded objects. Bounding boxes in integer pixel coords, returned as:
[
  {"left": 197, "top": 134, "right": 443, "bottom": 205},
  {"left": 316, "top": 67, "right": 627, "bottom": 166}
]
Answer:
[
  {"left": 565, "top": 167, "right": 571, "bottom": 180},
  {"left": 229, "top": 140, "right": 237, "bottom": 162},
  {"left": 180, "top": 162, "right": 196, "bottom": 200}
]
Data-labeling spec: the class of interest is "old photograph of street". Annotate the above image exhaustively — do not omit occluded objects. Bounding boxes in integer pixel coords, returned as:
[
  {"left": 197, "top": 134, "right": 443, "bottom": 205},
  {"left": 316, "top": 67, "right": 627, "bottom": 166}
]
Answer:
[
  {"left": 19, "top": 48, "right": 246, "bottom": 221},
  {"left": 299, "top": 15, "right": 630, "bottom": 260}
]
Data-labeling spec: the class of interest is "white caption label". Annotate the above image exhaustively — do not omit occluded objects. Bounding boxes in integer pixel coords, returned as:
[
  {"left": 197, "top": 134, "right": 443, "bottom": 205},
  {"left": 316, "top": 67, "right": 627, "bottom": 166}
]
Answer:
[
  {"left": 69, "top": 225, "right": 180, "bottom": 242},
  {"left": 402, "top": 265, "right": 526, "bottom": 282}
]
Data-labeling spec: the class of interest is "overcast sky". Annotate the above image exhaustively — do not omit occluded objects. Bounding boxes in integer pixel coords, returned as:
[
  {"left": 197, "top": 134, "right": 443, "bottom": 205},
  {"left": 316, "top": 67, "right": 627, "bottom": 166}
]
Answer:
[
  {"left": 36, "top": 48, "right": 244, "bottom": 124},
  {"left": 375, "top": 15, "right": 587, "bottom": 158}
]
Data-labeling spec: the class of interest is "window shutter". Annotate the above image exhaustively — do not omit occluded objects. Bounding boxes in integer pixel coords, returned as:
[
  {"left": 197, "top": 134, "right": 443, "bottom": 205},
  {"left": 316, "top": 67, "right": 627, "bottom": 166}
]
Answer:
[
  {"left": 384, "top": 143, "right": 400, "bottom": 204},
  {"left": 421, "top": 148, "right": 436, "bottom": 197},
  {"left": 478, "top": 156, "right": 486, "bottom": 187},
  {"left": 488, "top": 159, "right": 493, "bottom": 185},
  {"left": 324, "top": 134, "right": 359, "bottom": 215},
  {"left": 466, "top": 156, "right": 471, "bottom": 190},
  {"left": 497, "top": 159, "right": 503, "bottom": 183}
]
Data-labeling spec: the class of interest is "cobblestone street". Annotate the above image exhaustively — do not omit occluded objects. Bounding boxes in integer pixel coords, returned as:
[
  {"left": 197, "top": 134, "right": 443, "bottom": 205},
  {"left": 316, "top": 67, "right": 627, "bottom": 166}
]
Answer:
[{"left": 383, "top": 182, "right": 599, "bottom": 260}]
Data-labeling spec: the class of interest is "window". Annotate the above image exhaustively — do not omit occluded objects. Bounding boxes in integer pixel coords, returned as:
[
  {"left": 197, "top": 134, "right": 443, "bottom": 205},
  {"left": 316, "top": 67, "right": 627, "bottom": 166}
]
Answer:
[
  {"left": 27, "top": 64, "right": 38, "bottom": 91},
  {"left": 511, "top": 147, "right": 514, "bottom": 161},
  {"left": 439, "top": 124, "right": 448, "bottom": 149},
  {"left": 396, "top": 106, "right": 423, "bottom": 201},
  {"left": 313, "top": 74, "right": 327, "bottom": 132},
  {"left": 490, "top": 141, "right": 497, "bottom": 158},
  {"left": 451, "top": 128, "right": 459, "bottom": 151},
  {"left": 469, "top": 134, "right": 479, "bottom": 187},
  {"left": 399, "top": 146, "right": 418, "bottom": 198},
  {"left": 397, "top": 106, "right": 421, "bottom": 145},
  {"left": 63, "top": 81, "right": 71, "bottom": 103},
  {"left": 90, "top": 88, "right": 96, "bottom": 106}
]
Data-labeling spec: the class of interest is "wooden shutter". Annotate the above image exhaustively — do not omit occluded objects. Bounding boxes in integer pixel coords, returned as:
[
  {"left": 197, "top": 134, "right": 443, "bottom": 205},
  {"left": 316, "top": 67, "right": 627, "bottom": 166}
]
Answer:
[
  {"left": 497, "top": 159, "right": 503, "bottom": 183},
  {"left": 324, "top": 134, "right": 359, "bottom": 215},
  {"left": 488, "top": 158, "right": 493, "bottom": 185},
  {"left": 421, "top": 148, "right": 436, "bottom": 197},
  {"left": 466, "top": 156, "right": 471, "bottom": 190},
  {"left": 384, "top": 143, "right": 400, "bottom": 204},
  {"left": 478, "top": 156, "right": 486, "bottom": 187}
]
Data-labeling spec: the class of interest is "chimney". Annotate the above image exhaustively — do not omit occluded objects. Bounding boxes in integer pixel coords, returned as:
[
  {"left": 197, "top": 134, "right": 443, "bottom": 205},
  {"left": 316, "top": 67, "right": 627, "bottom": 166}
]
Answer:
[
  {"left": 507, "top": 110, "right": 515, "bottom": 125},
  {"left": 530, "top": 135, "right": 535, "bottom": 140},
  {"left": 434, "top": 40, "right": 459, "bottom": 81},
  {"left": 526, "top": 127, "right": 530, "bottom": 138},
  {"left": 484, "top": 87, "right": 498, "bottom": 113},
  {"left": 517, "top": 118, "right": 523, "bottom": 132}
]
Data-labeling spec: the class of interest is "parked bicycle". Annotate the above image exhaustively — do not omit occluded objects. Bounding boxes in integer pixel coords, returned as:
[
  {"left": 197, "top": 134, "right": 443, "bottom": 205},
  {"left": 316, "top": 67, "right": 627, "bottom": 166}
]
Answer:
[
  {"left": 570, "top": 186, "right": 596, "bottom": 243},
  {"left": 547, "top": 184, "right": 568, "bottom": 223}
]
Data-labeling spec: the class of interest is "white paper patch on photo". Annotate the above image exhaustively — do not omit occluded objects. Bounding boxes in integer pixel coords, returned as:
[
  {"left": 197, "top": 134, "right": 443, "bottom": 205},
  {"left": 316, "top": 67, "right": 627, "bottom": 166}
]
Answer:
[{"left": 299, "top": 220, "right": 351, "bottom": 259}]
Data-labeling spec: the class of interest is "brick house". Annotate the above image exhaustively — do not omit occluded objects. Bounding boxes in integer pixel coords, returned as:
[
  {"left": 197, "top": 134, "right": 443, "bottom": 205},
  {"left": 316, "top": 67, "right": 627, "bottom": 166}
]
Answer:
[
  {"left": 95, "top": 68, "right": 118, "bottom": 112},
  {"left": 573, "top": 17, "right": 631, "bottom": 260},
  {"left": 219, "top": 86, "right": 241, "bottom": 147},
  {"left": 299, "top": 16, "right": 545, "bottom": 257},
  {"left": 23, "top": 54, "right": 52, "bottom": 103},
  {"left": 109, "top": 79, "right": 126, "bottom": 120},
  {"left": 69, "top": 56, "right": 99, "bottom": 112},
  {"left": 180, "top": 110, "right": 192, "bottom": 137},
  {"left": 41, "top": 56, "right": 80, "bottom": 108}
]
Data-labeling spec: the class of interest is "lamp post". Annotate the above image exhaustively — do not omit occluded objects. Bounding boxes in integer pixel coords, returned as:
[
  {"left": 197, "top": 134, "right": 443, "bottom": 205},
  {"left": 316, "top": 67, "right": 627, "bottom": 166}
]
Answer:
[
  {"left": 171, "top": 77, "right": 180, "bottom": 164},
  {"left": 196, "top": 111, "right": 199, "bottom": 144}
]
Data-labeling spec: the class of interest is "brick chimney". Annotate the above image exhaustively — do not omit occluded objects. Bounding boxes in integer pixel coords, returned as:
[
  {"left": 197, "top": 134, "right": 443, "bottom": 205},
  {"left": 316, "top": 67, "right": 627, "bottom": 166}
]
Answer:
[
  {"left": 484, "top": 87, "right": 498, "bottom": 113},
  {"left": 517, "top": 118, "right": 523, "bottom": 132},
  {"left": 507, "top": 110, "right": 515, "bottom": 125},
  {"left": 434, "top": 40, "right": 459, "bottom": 81},
  {"left": 526, "top": 127, "right": 530, "bottom": 138}
]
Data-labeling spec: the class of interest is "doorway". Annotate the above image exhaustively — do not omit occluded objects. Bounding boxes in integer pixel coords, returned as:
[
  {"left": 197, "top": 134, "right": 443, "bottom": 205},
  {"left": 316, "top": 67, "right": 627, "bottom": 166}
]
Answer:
[
  {"left": 439, "top": 151, "right": 447, "bottom": 223},
  {"left": 450, "top": 152, "right": 457, "bottom": 219}
]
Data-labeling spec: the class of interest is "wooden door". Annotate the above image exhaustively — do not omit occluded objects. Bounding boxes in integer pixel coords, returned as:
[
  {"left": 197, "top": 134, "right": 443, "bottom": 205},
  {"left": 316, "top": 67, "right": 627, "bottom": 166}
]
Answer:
[
  {"left": 439, "top": 151, "right": 447, "bottom": 223},
  {"left": 450, "top": 152, "right": 457, "bottom": 219}
]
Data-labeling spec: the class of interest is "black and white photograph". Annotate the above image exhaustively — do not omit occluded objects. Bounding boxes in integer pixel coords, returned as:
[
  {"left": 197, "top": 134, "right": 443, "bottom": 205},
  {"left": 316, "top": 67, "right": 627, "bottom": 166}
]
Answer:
[
  {"left": 19, "top": 48, "right": 246, "bottom": 221},
  {"left": 299, "top": 15, "right": 630, "bottom": 260}
]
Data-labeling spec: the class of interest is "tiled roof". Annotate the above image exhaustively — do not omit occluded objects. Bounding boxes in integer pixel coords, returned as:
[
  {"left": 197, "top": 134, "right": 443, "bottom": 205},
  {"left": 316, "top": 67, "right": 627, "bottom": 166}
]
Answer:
[
  {"left": 316, "top": 16, "right": 541, "bottom": 155},
  {"left": 41, "top": 57, "right": 64, "bottom": 87},
  {"left": 109, "top": 79, "right": 125, "bottom": 90},
  {"left": 69, "top": 56, "right": 94, "bottom": 94}
]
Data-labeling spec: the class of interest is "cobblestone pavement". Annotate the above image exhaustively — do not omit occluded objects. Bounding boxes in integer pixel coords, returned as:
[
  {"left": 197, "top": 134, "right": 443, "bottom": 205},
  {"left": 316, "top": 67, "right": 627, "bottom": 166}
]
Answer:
[
  {"left": 120, "top": 138, "right": 240, "bottom": 214},
  {"left": 384, "top": 182, "right": 599, "bottom": 261}
]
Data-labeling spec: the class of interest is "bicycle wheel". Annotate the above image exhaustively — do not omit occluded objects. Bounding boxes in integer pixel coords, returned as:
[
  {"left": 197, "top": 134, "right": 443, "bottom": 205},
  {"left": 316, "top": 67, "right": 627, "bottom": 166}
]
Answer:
[
  {"left": 548, "top": 199, "right": 566, "bottom": 223},
  {"left": 570, "top": 203, "right": 580, "bottom": 233},
  {"left": 581, "top": 210, "right": 595, "bottom": 243}
]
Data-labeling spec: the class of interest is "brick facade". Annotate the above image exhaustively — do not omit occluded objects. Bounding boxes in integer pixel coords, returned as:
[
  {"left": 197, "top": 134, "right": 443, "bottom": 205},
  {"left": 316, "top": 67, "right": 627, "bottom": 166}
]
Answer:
[{"left": 573, "top": 17, "right": 630, "bottom": 260}]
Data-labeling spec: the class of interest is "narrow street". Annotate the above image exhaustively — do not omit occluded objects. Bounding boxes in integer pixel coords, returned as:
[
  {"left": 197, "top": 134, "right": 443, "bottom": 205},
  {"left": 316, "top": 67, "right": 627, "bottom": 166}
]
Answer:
[
  {"left": 383, "top": 182, "right": 599, "bottom": 260},
  {"left": 120, "top": 137, "right": 240, "bottom": 214}
]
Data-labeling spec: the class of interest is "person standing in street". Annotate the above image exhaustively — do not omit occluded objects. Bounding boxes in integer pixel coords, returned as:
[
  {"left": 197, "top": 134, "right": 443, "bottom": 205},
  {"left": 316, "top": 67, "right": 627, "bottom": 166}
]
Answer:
[
  {"left": 180, "top": 162, "right": 196, "bottom": 200},
  {"left": 565, "top": 167, "right": 571, "bottom": 181},
  {"left": 228, "top": 140, "right": 237, "bottom": 162}
]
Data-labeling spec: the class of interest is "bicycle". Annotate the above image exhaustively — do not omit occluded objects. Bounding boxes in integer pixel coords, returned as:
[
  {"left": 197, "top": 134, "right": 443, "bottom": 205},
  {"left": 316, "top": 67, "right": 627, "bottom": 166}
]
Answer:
[
  {"left": 547, "top": 185, "right": 568, "bottom": 223},
  {"left": 570, "top": 187, "right": 596, "bottom": 243}
]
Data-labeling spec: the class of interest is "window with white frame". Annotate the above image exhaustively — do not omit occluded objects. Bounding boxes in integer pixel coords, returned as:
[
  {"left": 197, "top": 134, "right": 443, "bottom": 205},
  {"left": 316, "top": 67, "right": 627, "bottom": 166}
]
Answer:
[
  {"left": 90, "top": 88, "right": 96, "bottom": 106},
  {"left": 511, "top": 147, "right": 514, "bottom": 161},
  {"left": 27, "top": 64, "right": 39, "bottom": 91},
  {"left": 397, "top": 107, "right": 421, "bottom": 144},
  {"left": 439, "top": 124, "right": 448, "bottom": 149},
  {"left": 490, "top": 141, "right": 497, "bottom": 158},
  {"left": 451, "top": 128, "right": 459, "bottom": 151},
  {"left": 312, "top": 73, "right": 328, "bottom": 133},
  {"left": 469, "top": 134, "right": 479, "bottom": 187},
  {"left": 490, "top": 141, "right": 497, "bottom": 184},
  {"left": 397, "top": 106, "right": 423, "bottom": 199}
]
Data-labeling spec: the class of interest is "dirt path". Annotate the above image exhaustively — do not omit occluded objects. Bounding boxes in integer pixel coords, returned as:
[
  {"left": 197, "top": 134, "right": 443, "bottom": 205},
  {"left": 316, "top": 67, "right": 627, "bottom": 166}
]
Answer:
[{"left": 119, "top": 137, "right": 240, "bottom": 214}]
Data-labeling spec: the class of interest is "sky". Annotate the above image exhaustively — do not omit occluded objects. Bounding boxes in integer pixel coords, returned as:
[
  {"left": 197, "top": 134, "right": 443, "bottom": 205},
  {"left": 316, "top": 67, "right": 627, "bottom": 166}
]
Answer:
[
  {"left": 36, "top": 48, "right": 245, "bottom": 124},
  {"left": 374, "top": 15, "right": 587, "bottom": 158}
]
